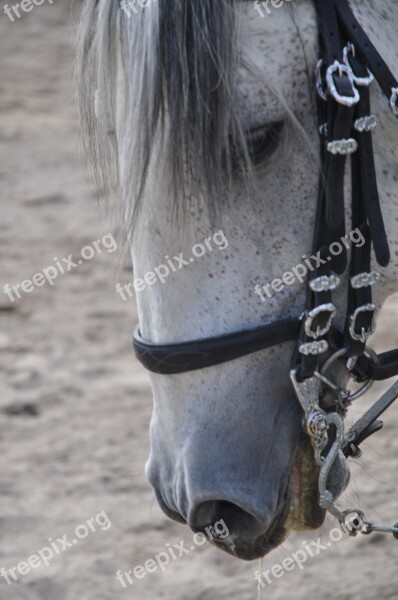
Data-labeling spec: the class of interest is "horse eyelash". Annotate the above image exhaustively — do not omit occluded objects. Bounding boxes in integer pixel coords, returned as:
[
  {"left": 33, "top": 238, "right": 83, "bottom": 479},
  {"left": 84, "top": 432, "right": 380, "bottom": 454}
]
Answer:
[{"left": 246, "top": 120, "right": 285, "bottom": 165}]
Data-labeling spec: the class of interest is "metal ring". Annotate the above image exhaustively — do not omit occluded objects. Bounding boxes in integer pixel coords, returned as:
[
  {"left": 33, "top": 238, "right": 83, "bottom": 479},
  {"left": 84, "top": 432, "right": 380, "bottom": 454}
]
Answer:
[
  {"left": 346, "top": 347, "right": 379, "bottom": 401},
  {"left": 347, "top": 378, "right": 374, "bottom": 401},
  {"left": 320, "top": 347, "right": 349, "bottom": 374},
  {"left": 340, "top": 509, "right": 366, "bottom": 536},
  {"left": 319, "top": 346, "right": 377, "bottom": 402}
]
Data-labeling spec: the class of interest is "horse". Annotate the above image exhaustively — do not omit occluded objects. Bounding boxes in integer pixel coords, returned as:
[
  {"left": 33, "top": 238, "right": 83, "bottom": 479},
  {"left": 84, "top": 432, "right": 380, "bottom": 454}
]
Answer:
[{"left": 76, "top": 0, "right": 398, "bottom": 560}]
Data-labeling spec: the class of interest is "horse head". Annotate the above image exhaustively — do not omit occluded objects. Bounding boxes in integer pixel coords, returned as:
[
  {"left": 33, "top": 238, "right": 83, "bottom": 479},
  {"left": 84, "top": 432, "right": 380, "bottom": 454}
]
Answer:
[{"left": 77, "top": 0, "right": 398, "bottom": 559}]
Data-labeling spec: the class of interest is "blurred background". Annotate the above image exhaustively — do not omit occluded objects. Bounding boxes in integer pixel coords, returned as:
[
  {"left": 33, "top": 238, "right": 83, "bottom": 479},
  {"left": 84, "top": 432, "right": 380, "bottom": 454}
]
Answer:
[{"left": 0, "top": 1, "right": 397, "bottom": 599}]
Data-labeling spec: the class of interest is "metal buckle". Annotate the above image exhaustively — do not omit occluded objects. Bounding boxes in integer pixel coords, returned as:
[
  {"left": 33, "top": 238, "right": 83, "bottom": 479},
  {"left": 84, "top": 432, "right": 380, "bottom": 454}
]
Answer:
[
  {"left": 351, "top": 271, "right": 380, "bottom": 289},
  {"left": 343, "top": 43, "right": 374, "bottom": 87},
  {"left": 326, "top": 61, "right": 360, "bottom": 106},
  {"left": 327, "top": 138, "right": 358, "bottom": 155},
  {"left": 390, "top": 87, "right": 398, "bottom": 116},
  {"left": 309, "top": 274, "right": 340, "bottom": 293},
  {"left": 305, "top": 303, "right": 336, "bottom": 339},
  {"left": 349, "top": 303, "right": 378, "bottom": 343},
  {"left": 354, "top": 115, "right": 379, "bottom": 132}
]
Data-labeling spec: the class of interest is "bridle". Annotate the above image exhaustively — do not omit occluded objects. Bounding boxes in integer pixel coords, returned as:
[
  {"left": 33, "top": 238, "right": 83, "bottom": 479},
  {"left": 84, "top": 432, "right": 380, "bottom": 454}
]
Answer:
[{"left": 133, "top": 0, "right": 398, "bottom": 540}]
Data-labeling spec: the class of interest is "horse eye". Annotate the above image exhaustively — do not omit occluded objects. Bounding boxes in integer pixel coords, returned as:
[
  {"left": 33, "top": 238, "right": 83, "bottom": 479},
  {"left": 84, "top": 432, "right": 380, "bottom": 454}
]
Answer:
[{"left": 246, "top": 121, "right": 284, "bottom": 164}]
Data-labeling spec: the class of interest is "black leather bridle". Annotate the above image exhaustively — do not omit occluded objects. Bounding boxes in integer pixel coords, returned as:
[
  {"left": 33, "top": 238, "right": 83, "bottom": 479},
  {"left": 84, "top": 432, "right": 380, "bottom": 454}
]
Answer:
[{"left": 133, "top": 0, "right": 398, "bottom": 538}]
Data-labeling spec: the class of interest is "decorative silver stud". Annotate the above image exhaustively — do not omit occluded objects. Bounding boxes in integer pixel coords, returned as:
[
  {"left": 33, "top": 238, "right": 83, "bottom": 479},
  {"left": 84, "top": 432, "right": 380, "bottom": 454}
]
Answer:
[
  {"left": 327, "top": 138, "right": 358, "bottom": 155},
  {"left": 354, "top": 115, "right": 379, "bottom": 132},
  {"left": 310, "top": 275, "right": 341, "bottom": 293},
  {"left": 351, "top": 271, "right": 380, "bottom": 289},
  {"left": 299, "top": 340, "right": 329, "bottom": 355}
]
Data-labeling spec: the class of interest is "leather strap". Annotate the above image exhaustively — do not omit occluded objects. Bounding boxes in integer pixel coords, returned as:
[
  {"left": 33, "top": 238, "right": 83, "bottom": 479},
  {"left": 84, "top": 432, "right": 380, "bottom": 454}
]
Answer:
[
  {"left": 133, "top": 320, "right": 349, "bottom": 375},
  {"left": 352, "top": 350, "right": 398, "bottom": 382},
  {"left": 133, "top": 319, "right": 301, "bottom": 374},
  {"left": 336, "top": 0, "right": 398, "bottom": 105},
  {"left": 133, "top": 316, "right": 398, "bottom": 379},
  {"left": 342, "top": 379, "right": 398, "bottom": 457},
  {"left": 324, "top": 102, "right": 355, "bottom": 233},
  {"left": 354, "top": 86, "right": 390, "bottom": 266}
]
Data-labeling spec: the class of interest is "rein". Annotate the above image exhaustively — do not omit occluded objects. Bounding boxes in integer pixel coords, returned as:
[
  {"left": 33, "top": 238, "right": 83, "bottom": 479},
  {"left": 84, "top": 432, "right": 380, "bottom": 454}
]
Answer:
[{"left": 133, "top": 0, "right": 398, "bottom": 540}]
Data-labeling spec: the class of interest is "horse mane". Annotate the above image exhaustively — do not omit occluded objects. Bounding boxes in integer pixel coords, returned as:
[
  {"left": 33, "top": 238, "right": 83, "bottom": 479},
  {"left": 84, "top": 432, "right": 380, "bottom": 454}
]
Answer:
[{"left": 76, "top": 0, "right": 250, "bottom": 233}]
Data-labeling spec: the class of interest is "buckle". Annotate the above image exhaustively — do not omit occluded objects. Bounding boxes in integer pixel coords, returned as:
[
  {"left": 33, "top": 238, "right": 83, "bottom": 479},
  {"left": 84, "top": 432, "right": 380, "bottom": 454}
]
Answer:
[
  {"left": 327, "top": 138, "right": 358, "bottom": 155},
  {"left": 349, "top": 303, "right": 378, "bottom": 343},
  {"left": 343, "top": 43, "right": 374, "bottom": 87},
  {"left": 390, "top": 87, "right": 398, "bottom": 116},
  {"left": 305, "top": 303, "right": 337, "bottom": 339},
  {"left": 326, "top": 61, "right": 360, "bottom": 107},
  {"left": 351, "top": 271, "right": 380, "bottom": 289}
]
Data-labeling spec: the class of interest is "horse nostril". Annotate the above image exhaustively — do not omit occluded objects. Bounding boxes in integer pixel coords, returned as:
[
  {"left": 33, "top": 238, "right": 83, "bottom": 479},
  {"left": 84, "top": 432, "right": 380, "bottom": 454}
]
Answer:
[{"left": 190, "top": 500, "right": 264, "bottom": 539}]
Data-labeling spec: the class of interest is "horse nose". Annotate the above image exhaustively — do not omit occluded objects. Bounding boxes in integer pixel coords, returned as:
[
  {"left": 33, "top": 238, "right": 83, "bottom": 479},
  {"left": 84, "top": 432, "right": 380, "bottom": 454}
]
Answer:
[{"left": 189, "top": 500, "right": 268, "bottom": 539}]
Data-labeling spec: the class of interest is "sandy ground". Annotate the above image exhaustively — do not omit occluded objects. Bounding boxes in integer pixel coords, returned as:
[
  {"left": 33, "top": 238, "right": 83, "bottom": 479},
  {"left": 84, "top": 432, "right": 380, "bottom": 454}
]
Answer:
[{"left": 0, "top": 2, "right": 397, "bottom": 599}]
